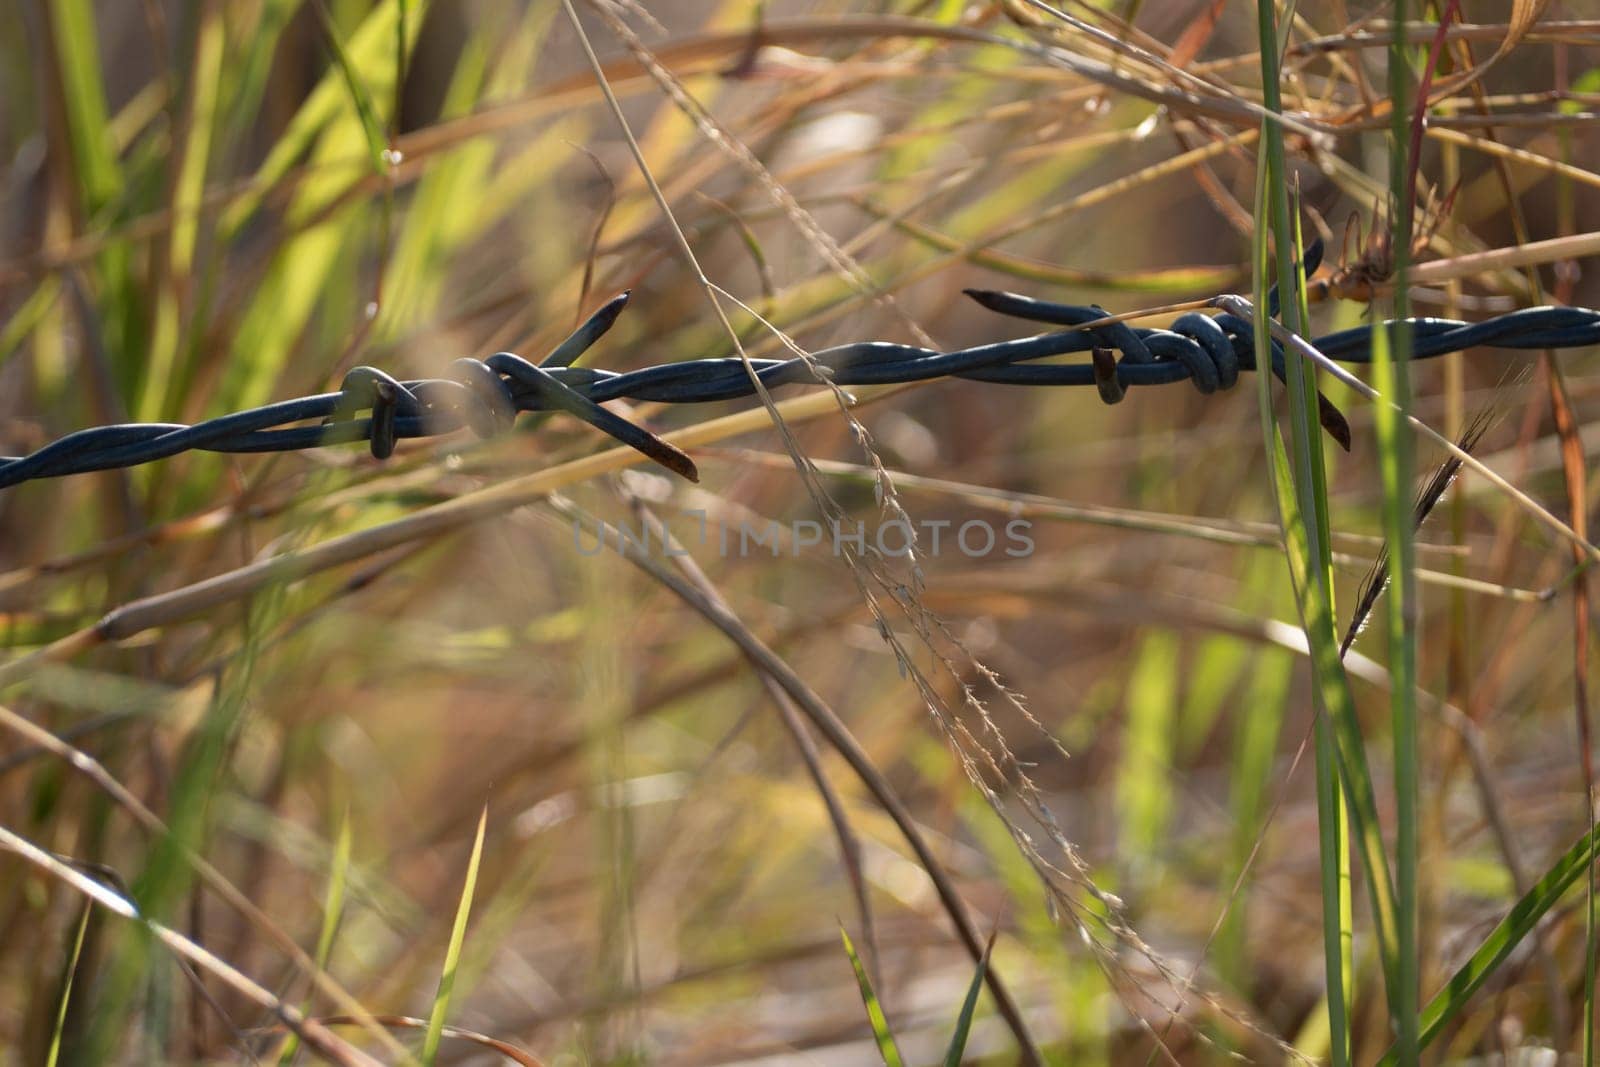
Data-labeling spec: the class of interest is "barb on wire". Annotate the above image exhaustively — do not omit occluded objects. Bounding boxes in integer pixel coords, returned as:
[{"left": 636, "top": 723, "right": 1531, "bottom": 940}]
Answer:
[{"left": 4, "top": 240, "right": 1600, "bottom": 491}]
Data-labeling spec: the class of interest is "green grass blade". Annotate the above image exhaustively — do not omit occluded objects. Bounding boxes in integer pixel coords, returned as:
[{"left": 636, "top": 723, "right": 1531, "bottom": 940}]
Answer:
[
  {"left": 310, "top": 0, "right": 390, "bottom": 176},
  {"left": 136, "top": 7, "right": 225, "bottom": 423},
  {"left": 1247, "top": 121, "right": 1365, "bottom": 1067},
  {"left": 380, "top": 36, "right": 491, "bottom": 338},
  {"left": 315, "top": 812, "right": 353, "bottom": 967},
  {"left": 1381, "top": 4, "right": 1421, "bottom": 1063},
  {"left": 44, "top": 0, "right": 121, "bottom": 211},
  {"left": 1219, "top": 646, "right": 1294, "bottom": 992},
  {"left": 219, "top": 0, "right": 426, "bottom": 236},
  {"left": 394, "top": 0, "right": 410, "bottom": 127},
  {"left": 0, "top": 280, "right": 62, "bottom": 377},
  {"left": 1264, "top": 407, "right": 1358, "bottom": 1065},
  {"left": 44, "top": 901, "right": 93, "bottom": 1067},
  {"left": 1289, "top": 189, "right": 1356, "bottom": 1060},
  {"left": 422, "top": 804, "right": 487, "bottom": 1066},
  {"left": 943, "top": 929, "right": 996, "bottom": 1067},
  {"left": 840, "top": 924, "right": 904, "bottom": 1067},
  {"left": 1375, "top": 822, "right": 1600, "bottom": 1063},
  {"left": 312, "top": 819, "right": 350, "bottom": 966},
  {"left": 1117, "top": 631, "right": 1179, "bottom": 856},
  {"left": 1370, "top": 319, "right": 1422, "bottom": 1063},
  {"left": 1248, "top": 101, "right": 1352, "bottom": 1065},
  {"left": 279, "top": 810, "right": 353, "bottom": 1066},
  {"left": 168, "top": 13, "right": 224, "bottom": 282},
  {"left": 1265, "top": 336, "right": 1402, "bottom": 1008},
  {"left": 1181, "top": 634, "right": 1252, "bottom": 758},
  {"left": 1587, "top": 819, "right": 1597, "bottom": 1067},
  {"left": 218, "top": 0, "right": 302, "bottom": 151}
]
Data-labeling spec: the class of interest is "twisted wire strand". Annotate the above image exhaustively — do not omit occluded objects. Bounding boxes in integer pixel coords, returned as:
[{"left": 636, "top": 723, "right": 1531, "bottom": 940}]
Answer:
[{"left": 5, "top": 241, "right": 1599, "bottom": 491}]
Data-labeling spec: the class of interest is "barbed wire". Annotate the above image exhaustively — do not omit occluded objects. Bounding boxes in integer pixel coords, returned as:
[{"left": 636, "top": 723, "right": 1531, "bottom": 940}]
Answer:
[{"left": 4, "top": 240, "right": 1599, "bottom": 491}]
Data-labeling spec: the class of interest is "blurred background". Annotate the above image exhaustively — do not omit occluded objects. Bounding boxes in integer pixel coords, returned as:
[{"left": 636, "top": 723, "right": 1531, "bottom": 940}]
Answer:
[{"left": 3, "top": 0, "right": 1600, "bottom": 1062}]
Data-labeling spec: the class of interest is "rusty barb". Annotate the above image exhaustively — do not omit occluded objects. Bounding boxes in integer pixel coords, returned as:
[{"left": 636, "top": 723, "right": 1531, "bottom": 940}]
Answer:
[{"left": 4, "top": 239, "right": 1600, "bottom": 490}]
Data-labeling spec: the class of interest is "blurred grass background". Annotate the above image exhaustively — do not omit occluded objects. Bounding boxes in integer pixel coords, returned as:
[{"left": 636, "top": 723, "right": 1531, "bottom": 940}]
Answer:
[{"left": 2, "top": 0, "right": 1600, "bottom": 1062}]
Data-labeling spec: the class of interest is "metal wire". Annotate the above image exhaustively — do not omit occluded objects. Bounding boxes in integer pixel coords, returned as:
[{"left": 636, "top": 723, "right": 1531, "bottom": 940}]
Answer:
[{"left": 5, "top": 240, "right": 1599, "bottom": 490}]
